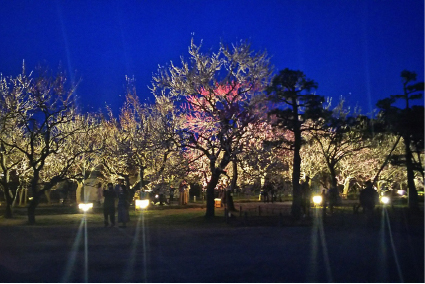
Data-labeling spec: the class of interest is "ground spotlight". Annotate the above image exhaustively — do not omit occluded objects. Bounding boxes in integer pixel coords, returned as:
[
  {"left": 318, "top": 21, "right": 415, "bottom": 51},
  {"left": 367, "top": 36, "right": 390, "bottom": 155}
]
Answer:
[
  {"left": 78, "top": 203, "right": 93, "bottom": 212},
  {"left": 312, "top": 195, "right": 323, "bottom": 206},
  {"left": 135, "top": 199, "right": 149, "bottom": 210},
  {"left": 381, "top": 196, "right": 390, "bottom": 205}
]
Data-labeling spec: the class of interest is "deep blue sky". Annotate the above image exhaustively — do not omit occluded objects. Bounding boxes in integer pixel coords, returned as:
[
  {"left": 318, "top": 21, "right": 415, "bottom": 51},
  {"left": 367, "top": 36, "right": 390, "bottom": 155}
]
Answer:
[{"left": 1, "top": 0, "right": 423, "bottom": 115}]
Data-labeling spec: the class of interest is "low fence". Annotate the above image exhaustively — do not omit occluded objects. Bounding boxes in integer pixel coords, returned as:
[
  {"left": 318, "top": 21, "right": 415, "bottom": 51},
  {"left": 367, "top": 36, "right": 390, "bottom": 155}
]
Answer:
[{"left": 223, "top": 204, "right": 298, "bottom": 227}]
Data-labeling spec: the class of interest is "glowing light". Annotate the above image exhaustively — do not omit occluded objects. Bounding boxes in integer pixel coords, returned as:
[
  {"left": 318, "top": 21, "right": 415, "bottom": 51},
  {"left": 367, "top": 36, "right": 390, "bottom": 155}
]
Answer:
[
  {"left": 78, "top": 203, "right": 93, "bottom": 212},
  {"left": 312, "top": 195, "right": 322, "bottom": 205},
  {"left": 381, "top": 196, "right": 390, "bottom": 204},
  {"left": 135, "top": 199, "right": 149, "bottom": 209}
]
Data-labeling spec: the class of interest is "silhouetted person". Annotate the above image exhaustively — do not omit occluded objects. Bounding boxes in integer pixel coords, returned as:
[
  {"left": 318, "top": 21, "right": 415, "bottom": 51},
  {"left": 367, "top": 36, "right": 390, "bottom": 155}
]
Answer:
[
  {"left": 301, "top": 176, "right": 311, "bottom": 217},
  {"left": 103, "top": 183, "right": 116, "bottom": 227},
  {"left": 359, "top": 180, "right": 378, "bottom": 221},
  {"left": 116, "top": 178, "right": 130, "bottom": 228}
]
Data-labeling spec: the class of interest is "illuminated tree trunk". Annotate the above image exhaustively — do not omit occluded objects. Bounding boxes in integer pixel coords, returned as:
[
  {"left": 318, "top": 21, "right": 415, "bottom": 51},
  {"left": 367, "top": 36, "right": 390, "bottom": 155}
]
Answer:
[
  {"left": 227, "top": 159, "right": 237, "bottom": 211},
  {"left": 0, "top": 155, "right": 14, "bottom": 218},
  {"left": 28, "top": 172, "right": 40, "bottom": 225},
  {"left": 291, "top": 128, "right": 302, "bottom": 219},
  {"left": 404, "top": 135, "right": 418, "bottom": 211},
  {"left": 44, "top": 190, "right": 51, "bottom": 205},
  {"left": 139, "top": 167, "right": 146, "bottom": 190},
  {"left": 18, "top": 187, "right": 27, "bottom": 206},
  {"left": 1, "top": 176, "right": 15, "bottom": 219},
  {"left": 28, "top": 174, "right": 64, "bottom": 224},
  {"left": 328, "top": 163, "right": 338, "bottom": 189},
  {"left": 205, "top": 151, "right": 232, "bottom": 218},
  {"left": 76, "top": 181, "right": 84, "bottom": 204},
  {"left": 205, "top": 170, "right": 220, "bottom": 218}
]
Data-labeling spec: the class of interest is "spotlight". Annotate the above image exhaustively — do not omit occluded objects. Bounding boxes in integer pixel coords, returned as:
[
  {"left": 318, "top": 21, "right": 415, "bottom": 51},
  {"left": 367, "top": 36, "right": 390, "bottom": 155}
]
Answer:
[
  {"left": 312, "top": 195, "right": 322, "bottom": 206},
  {"left": 381, "top": 196, "right": 390, "bottom": 205},
  {"left": 78, "top": 203, "right": 93, "bottom": 212},
  {"left": 135, "top": 199, "right": 149, "bottom": 210}
]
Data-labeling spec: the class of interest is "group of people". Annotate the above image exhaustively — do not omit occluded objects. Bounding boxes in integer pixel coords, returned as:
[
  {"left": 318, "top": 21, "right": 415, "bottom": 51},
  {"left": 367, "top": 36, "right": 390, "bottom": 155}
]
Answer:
[
  {"left": 98, "top": 175, "right": 380, "bottom": 226},
  {"left": 101, "top": 178, "right": 131, "bottom": 228},
  {"left": 302, "top": 176, "right": 379, "bottom": 218},
  {"left": 134, "top": 180, "right": 189, "bottom": 207},
  {"left": 358, "top": 180, "right": 379, "bottom": 216}
]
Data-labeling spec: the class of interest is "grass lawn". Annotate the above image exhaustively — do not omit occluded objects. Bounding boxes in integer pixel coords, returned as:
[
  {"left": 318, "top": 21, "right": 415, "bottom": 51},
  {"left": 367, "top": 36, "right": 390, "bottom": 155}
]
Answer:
[{"left": 0, "top": 207, "right": 231, "bottom": 228}]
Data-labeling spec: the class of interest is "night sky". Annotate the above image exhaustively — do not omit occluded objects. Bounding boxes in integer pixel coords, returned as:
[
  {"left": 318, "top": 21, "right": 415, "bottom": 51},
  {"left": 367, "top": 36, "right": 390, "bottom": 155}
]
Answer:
[{"left": 1, "top": 0, "right": 423, "bottom": 115}]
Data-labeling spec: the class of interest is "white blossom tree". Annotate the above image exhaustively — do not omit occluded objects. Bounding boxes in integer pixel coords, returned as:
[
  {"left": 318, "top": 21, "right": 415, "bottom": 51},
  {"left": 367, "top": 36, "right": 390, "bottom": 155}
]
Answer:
[
  {"left": 100, "top": 79, "right": 185, "bottom": 191},
  {"left": 307, "top": 98, "right": 373, "bottom": 189},
  {"left": 0, "top": 66, "right": 33, "bottom": 217},
  {"left": 0, "top": 65, "right": 96, "bottom": 224}
]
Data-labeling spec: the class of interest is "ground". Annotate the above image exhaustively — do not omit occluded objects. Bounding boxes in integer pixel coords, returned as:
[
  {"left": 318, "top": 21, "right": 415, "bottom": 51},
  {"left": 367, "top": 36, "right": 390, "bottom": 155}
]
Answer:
[{"left": 0, "top": 202, "right": 423, "bottom": 282}]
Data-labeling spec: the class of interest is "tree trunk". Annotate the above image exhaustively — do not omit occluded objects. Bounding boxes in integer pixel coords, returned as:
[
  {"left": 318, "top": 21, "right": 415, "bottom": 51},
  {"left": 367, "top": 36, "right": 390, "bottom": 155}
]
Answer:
[
  {"left": 76, "top": 181, "right": 83, "bottom": 204},
  {"left": 1, "top": 170, "right": 14, "bottom": 218},
  {"left": 28, "top": 194, "right": 40, "bottom": 225},
  {"left": 20, "top": 187, "right": 28, "bottom": 206},
  {"left": 27, "top": 172, "right": 41, "bottom": 224},
  {"left": 139, "top": 167, "right": 145, "bottom": 190},
  {"left": 329, "top": 164, "right": 338, "bottom": 189},
  {"left": 205, "top": 170, "right": 220, "bottom": 218},
  {"left": 291, "top": 129, "right": 302, "bottom": 219},
  {"left": 404, "top": 135, "right": 418, "bottom": 212},
  {"left": 44, "top": 190, "right": 51, "bottom": 205},
  {"left": 227, "top": 160, "right": 237, "bottom": 211},
  {"left": 342, "top": 177, "right": 352, "bottom": 196}
]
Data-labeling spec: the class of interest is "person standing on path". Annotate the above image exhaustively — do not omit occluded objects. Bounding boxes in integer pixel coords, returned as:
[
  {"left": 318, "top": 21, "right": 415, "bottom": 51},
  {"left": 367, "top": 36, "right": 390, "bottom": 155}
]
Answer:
[
  {"left": 116, "top": 178, "right": 130, "bottom": 228},
  {"left": 103, "top": 183, "right": 116, "bottom": 227},
  {"left": 359, "top": 180, "right": 378, "bottom": 223},
  {"left": 301, "top": 176, "right": 311, "bottom": 217}
]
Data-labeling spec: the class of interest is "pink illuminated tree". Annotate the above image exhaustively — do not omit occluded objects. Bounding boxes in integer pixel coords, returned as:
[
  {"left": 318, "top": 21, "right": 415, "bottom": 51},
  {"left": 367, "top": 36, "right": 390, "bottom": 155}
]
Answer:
[{"left": 152, "top": 39, "right": 271, "bottom": 217}]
